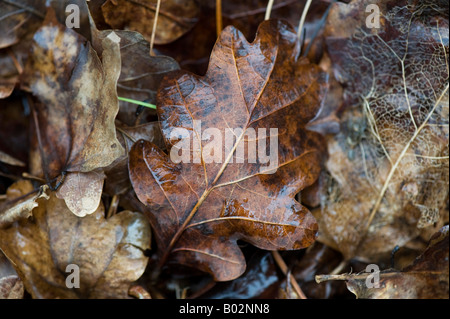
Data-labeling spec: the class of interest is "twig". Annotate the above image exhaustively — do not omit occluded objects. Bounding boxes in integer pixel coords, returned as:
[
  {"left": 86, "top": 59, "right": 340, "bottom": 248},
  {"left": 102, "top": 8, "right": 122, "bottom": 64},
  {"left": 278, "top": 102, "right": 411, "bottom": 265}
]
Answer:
[
  {"left": 150, "top": 0, "right": 162, "bottom": 56},
  {"left": 8, "top": 48, "right": 23, "bottom": 74},
  {"left": 315, "top": 273, "right": 354, "bottom": 284},
  {"left": 128, "top": 285, "right": 152, "bottom": 299},
  {"left": 264, "top": 0, "right": 275, "bottom": 20},
  {"left": 22, "top": 172, "right": 46, "bottom": 183},
  {"left": 216, "top": 0, "right": 223, "bottom": 37},
  {"left": 272, "top": 251, "right": 307, "bottom": 299},
  {"left": 106, "top": 194, "right": 119, "bottom": 219},
  {"left": 0, "top": 172, "right": 20, "bottom": 181}
]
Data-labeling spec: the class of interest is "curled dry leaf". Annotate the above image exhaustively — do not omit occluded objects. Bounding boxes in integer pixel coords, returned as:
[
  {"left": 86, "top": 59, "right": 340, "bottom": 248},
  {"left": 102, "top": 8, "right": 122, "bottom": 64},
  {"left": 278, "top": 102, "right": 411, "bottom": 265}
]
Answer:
[
  {"left": 21, "top": 8, "right": 124, "bottom": 183},
  {"left": 129, "top": 20, "right": 328, "bottom": 281},
  {"left": 0, "top": 193, "right": 151, "bottom": 299},
  {"left": 316, "top": 0, "right": 449, "bottom": 260},
  {"left": 0, "top": 180, "right": 48, "bottom": 229},
  {"left": 316, "top": 226, "right": 449, "bottom": 299},
  {"left": 101, "top": 0, "right": 200, "bottom": 45}
]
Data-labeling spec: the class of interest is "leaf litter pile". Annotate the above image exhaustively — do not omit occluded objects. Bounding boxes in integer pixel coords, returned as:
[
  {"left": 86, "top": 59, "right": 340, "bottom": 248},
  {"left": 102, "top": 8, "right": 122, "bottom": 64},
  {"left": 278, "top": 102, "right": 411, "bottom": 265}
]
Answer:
[{"left": 0, "top": 0, "right": 448, "bottom": 299}]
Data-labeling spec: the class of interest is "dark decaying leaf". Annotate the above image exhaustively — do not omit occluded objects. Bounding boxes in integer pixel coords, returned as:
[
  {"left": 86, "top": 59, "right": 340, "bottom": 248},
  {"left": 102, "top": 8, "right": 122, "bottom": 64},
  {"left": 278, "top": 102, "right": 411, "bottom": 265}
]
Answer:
[
  {"left": 155, "top": 0, "right": 334, "bottom": 75},
  {"left": 316, "top": 0, "right": 449, "bottom": 260},
  {"left": 129, "top": 20, "right": 328, "bottom": 281},
  {"left": 100, "top": 0, "right": 200, "bottom": 45},
  {"left": 0, "top": 0, "right": 45, "bottom": 49},
  {"left": 104, "top": 122, "right": 165, "bottom": 196},
  {"left": 0, "top": 193, "right": 151, "bottom": 299},
  {"left": 199, "top": 251, "right": 281, "bottom": 299},
  {"left": 316, "top": 226, "right": 449, "bottom": 299},
  {"left": 290, "top": 242, "right": 348, "bottom": 299},
  {"left": 90, "top": 25, "right": 180, "bottom": 126},
  {"left": 0, "top": 0, "right": 91, "bottom": 99}
]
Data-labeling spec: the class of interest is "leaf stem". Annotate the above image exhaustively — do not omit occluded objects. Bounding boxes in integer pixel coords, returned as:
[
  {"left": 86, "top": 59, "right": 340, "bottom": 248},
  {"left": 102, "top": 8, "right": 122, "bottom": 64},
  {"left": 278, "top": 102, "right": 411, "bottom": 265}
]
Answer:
[
  {"left": 272, "top": 251, "right": 307, "bottom": 299},
  {"left": 158, "top": 188, "right": 212, "bottom": 269}
]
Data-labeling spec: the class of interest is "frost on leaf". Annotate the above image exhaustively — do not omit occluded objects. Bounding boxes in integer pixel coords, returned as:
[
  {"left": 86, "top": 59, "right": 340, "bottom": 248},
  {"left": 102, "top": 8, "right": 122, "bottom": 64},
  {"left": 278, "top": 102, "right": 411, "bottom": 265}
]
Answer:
[{"left": 319, "top": 0, "right": 449, "bottom": 260}]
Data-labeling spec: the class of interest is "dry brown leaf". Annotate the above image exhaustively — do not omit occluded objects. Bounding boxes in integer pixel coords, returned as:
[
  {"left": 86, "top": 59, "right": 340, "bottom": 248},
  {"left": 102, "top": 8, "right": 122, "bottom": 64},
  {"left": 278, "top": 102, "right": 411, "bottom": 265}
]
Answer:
[
  {"left": 21, "top": 8, "right": 124, "bottom": 184},
  {"left": 0, "top": 180, "right": 48, "bottom": 229},
  {"left": 316, "top": 0, "right": 449, "bottom": 260},
  {"left": 129, "top": 20, "right": 328, "bottom": 281},
  {"left": 0, "top": 192, "right": 151, "bottom": 299}
]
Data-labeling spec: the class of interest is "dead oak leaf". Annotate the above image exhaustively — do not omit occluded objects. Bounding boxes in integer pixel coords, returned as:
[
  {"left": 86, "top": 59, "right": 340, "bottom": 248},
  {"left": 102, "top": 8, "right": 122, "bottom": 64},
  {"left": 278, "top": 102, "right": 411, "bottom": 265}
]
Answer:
[
  {"left": 0, "top": 193, "right": 151, "bottom": 299},
  {"left": 129, "top": 20, "right": 328, "bottom": 281}
]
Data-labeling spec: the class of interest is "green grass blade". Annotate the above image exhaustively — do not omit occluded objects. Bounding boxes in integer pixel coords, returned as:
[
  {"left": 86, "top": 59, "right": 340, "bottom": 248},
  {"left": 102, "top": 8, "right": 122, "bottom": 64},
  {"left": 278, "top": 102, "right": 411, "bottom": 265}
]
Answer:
[{"left": 118, "top": 96, "right": 156, "bottom": 109}]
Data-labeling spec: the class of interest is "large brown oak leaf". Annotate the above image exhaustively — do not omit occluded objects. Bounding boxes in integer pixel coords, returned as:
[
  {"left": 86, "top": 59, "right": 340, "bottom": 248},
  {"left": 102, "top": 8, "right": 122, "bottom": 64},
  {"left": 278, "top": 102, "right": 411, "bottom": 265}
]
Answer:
[{"left": 129, "top": 20, "right": 328, "bottom": 281}]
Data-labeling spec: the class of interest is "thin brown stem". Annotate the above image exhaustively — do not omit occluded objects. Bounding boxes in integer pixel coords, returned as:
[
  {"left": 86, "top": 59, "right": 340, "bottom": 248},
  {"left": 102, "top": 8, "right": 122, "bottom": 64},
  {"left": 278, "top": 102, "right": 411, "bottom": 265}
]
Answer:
[
  {"left": 272, "top": 251, "right": 307, "bottom": 299},
  {"left": 22, "top": 172, "right": 46, "bottom": 183},
  {"left": 8, "top": 48, "right": 23, "bottom": 74},
  {"left": 216, "top": 0, "right": 223, "bottom": 37}
]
